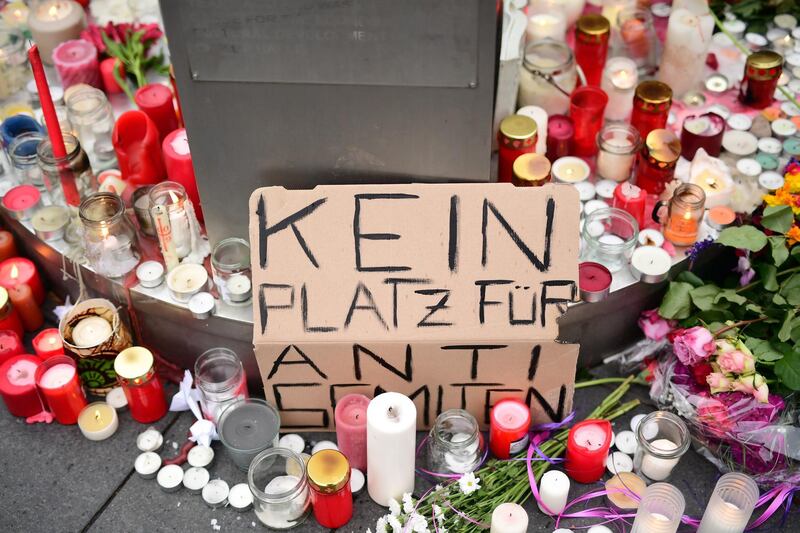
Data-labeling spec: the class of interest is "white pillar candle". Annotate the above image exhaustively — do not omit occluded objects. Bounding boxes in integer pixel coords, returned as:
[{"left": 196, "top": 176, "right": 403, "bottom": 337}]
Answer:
[
  {"left": 601, "top": 57, "right": 638, "bottom": 121},
  {"left": 527, "top": 12, "right": 567, "bottom": 42},
  {"left": 367, "top": 392, "right": 417, "bottom": 506},
  {"left": 656, "top": 0, "right": 714, "bottom": 97},
  {"left": 134, "top": 451, "right": 161, "bottom": 479},
  {"left": 71, "top": 316, "right": 112, "bottom": 348},
  {"left": 202, "top": 479, "right": 230, "bottom": 508},
  {"left": 183, "top": 466, "right": 210, "bottom": 494},
  {"left": 187, "top": 445, "right": 214, "bottom": 468},
  {"left": 697, "top": 473, "right": 759, "bottom": 533},
  {"left": 538, "top": 470, "right": 570, "bottom": 515},
  {"left": 157, "top": 464, "right": 184, "bottom": 492},
  {"left": 640, "top": 439, "right": 679, "bottom": 480},
  {"left": 77, "top": 402, "right": 119, "bottom": 441},
  {"left": 517, "top": 105, "right": 548, "bottom": 154},
  {"left": 490, "top": 502, "right": 529, "bottom": 533},
  {"left": 136, "top": 428, "right": 164, "bottom": 452}
]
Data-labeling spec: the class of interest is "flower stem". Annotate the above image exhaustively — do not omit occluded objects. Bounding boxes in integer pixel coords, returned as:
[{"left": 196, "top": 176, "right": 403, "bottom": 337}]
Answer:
[
  {"left": 574, "top": 377, "right": 649, "bottom": 389},
  {"left": 713, "top": 316, "right": 769, "bottom": 337}
]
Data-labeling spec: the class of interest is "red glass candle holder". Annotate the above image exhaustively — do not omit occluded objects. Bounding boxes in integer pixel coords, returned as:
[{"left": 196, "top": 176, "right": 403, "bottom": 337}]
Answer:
[
  {"left": 498, "top": 115, "right": 537, "bottom": 183},
  {"left": 680, "top": 112, "right": 726, "bottom": 161},
  {"left": 574, "top": 14, "right": 611, "bottom": 86},
  {"left": 114, "top": 347, "right": 168, "bottom": 423},
  {"left": 546, "top": 114, "right": 575, "bottom": 161},
  {"left": 0, "top": 257, "right": 46, "bottom": 305},
  {"left": 612, "top": 182, "right": 646, "bottom": 229},
  {"left": 35, "top": 355, "right": 87, "bottom": 425},
  {"left": 630, "top": 80, "right": 672, "bottom": 142},
  {"left": 570, "top": 86, "right": 609, "bottom": 157},
  {"left": 307, "top": 450, "right": 353, "bottom": 529},
  {"left": 0, "top": 354, "right": 43, "bottom": 417},
  {"left": 33, "top": 328, "right": 65, "bottom": 359},
  {"left": 0, "top": 289, "right": 24, "bottom": 341},
  {"left": 0, "top": 329, "right": 24, "bottom": 364},
  {"left": 489, "top": 398, "right": 531, "bottom": 459},
  {"left": 739, "top": 51, "right": 783, "bottom": 109},
  {"left": 565, "top": 419, "right": 612, "bottom": 483},
  {"left": 636, "top": 129, "right": 682, "bottom": 195}
]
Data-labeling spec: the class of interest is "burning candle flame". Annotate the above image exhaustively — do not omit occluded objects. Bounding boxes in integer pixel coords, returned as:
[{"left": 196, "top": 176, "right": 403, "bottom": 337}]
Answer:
[
  {"left": 94, "top": 409, "right": 101, "bottom": 422},
  {"left": 9, "top": 264, "right": 18, "bottom": 279},
  {"left": 47, "top": 4, "right": 58, "bottom": 17},
  {"left": 683, "top": 211, "right": 692, "bottom": 220}
]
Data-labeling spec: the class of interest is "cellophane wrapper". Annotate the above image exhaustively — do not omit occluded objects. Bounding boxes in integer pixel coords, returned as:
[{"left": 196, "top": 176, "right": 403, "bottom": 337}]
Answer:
[{"left": 650, "top": 355, "right": 799, "bottom": 488}]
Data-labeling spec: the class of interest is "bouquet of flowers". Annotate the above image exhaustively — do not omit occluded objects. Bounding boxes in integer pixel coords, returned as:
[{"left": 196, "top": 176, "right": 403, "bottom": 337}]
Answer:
[{"left": 640, "top": 160, "right": 800, "bottom": 486}]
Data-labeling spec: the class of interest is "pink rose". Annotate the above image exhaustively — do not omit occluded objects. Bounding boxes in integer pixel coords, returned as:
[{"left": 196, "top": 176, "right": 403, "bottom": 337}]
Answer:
[
  {"left": 707, "top": 372, "right": 734, "bottom": 394},
  {"left": 638, "top": 309, "right": 676, "bottom": 341},
  {"left": 672, "top": 326, "right": 715, "bottom": 366},
  {"left": 716, "top": 350, "right": 755, "bottom": 375},
  {"left": 732, "top": 374, "right": 769, "bottom": 403}
]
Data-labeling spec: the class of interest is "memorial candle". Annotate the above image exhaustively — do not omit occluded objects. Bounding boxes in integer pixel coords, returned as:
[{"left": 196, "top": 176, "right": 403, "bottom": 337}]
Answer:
[
  {"left": 218, "top": 398, "right": 280, "bottom": 471},
  {"left": 112, "top": 110, "right": 166, "bottom": 185},
  {"left": 546, "top": 114, "right": 574, "bottom": 161},
  {"left": 0, "top": 330, "right": 24, "bottom": 364},
  {"left": 574, "top": 14, "right": 611, "bottom": 86},
  {"left": 0, "top": 354, "right": 42, "bottom": 417},
  {"left": 696, "top": 473, "right": 759, "bottom": 533},
  {"left": 307, "top": 450, "right": 353, "bottom": 529},
  {"left": 77, "top": 401, "right": 118, "bottom": 440},
  {"left": 99, "top": 58, "right": 123, "bottom": 94},
  {"left": 0, "top": 232, "right": 18, "bottom": 262},
  {"left": 71, "top": 315, "right": 111, "bottom": 347},
  {"left": 739, "top": 51, "right": 784, "bottom": 109},
  {"left": 2, "top": 184, "right": 42, "bottom": 221},
  {"left": 636, "top": 129, "right": 681, "bottom": 195},
  {"left": 9, "top": 284, "right": 44, "bottom": 332},
  {"left": 630, "top": 482, "right": 685, "bottom": 533},
  {"left": 538, "top": 470, "right": 570, "bottom": 515},
  {"left": 490, "top": 503, "right": 529, "bottom": 533},
  {"left": 597, "top": 123, "right": 640, "bottom": 183},
  {"left": 52, "top": 39, "right": 100, "bottom": 89},
  {"left": 612, "top": 183, "right": 646, "bottom": 228},
  {"left": 163, "top": 128, "right": 203, "bottom": 222},
  {"left": 601, "top": 57, "right": 638, "bottom": 121},
  {"left": 681, "top": 113, "right": 726, "bottom": 160},
  {"left": 489, "top": 398, "right": 531, "bottom": 459},
  {"left": 114, "top": 347, "right": 168, "bottom": 423},
  {"left": 663, "top": 184, "right": 705, "bottom": 247},
  {"left": 0, "top": 288, "right": 25, "bottom": 340},
  {"left": 335, "top": 393, "right": 370, "bottom": 472},
  {"left": 0, "top": 257, "right": 45, "bottom": 305},
  {"left": 2, "top": 2, "right": 29, "bottom": 29},
  {"left": 570, "top": 86, "right": 608, "bottom": 157},
  {"left": 367, "top": 392, "right": 416, "bottom": 506},
  {"left": 579, "top": 262, "right": 612, "bottom": 302},
  {"left": 565, "top": 419, "right": 612, "bottom": 483},
  {"left": 35, "top": 355, "right": 87, "bottom": 424},
  {"left": 26, "top": 0, "right": 85, "bottom": 65},
  {"left": 657, "top": 0, "right": 714, "bottom": 97},
  {"left": 497, "top": 115, "right": 537, "bottom": 183},
  {"left": 33, "top": 328, "right": 65, "bottom": 359},
  {"left": 551, "top": 156, "right": 590, "bottom": 184},
  {"left": 630, "top": 81, "right": 672, "bottom": 141}
]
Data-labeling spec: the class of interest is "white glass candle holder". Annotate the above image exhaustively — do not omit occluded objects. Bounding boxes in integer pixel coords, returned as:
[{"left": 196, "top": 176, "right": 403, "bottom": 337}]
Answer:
[
  {"left": 426, "top": 409, "right": 485, "bottom": 475},
  {"left": 78, "top": 192, "right": 140, "bottom": 278},
  {"left": 518, "top": 39, "right": 578, "bottom": 115},
  {"left": 149, "top": 181, "right": 193, "bottom": 259},
  {"left": 697, "top": 473, "right": 759, "bottom": 533},
  {"left": 211, "top": 237, "right": 252, "bottom": 305},
  {"left": 630, "top": 482, "right": 686, "bottom": 533},
  {"left": 580, "top": 208, "right": 639, "bottom": 273},
  {"left": 248, "top": 447, "right": 311, "bottom": 529},
  {"left": 596, "top": 123, "right": 641, "bottom": 182},
  {"left": 634, "top": 411, "right": 690, "bottom": 482}
]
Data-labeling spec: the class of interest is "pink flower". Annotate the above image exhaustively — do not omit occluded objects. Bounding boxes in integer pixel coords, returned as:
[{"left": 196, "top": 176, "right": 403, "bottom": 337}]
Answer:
[
  {"left": 736, "top": 255, "right": 755, "bottom": 286},
  {"left": 732, "top": 374, "right": 770, "bottom": 403},
  {"left": 707, "top": 372, "right": 734, "bottom": 393},
  {"left": 672, "top": 326, "right": 715, "bottom": 366},
  {"left": 638, "top": 309, "right": 676, "bottom": 341},
  {"left": 716, "top": 350, "right": 755, "bottom": 375}
]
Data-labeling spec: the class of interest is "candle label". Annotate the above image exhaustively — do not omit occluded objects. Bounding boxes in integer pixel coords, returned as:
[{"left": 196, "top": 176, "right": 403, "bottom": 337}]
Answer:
[{"left": 249, "top": 184, "right": 581, "bottom": 429}]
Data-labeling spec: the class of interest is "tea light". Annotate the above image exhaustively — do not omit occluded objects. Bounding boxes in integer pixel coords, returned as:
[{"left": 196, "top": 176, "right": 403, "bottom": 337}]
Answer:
[
  {"left": 225, "top": 274, "right": 252, "bottom": 303},
  {"left": 781, "top": 101, "right": 800, "bottom": 116},
  {"left": 166, "top": 263, "right": 208, "bottom": 303},
  {"left": 183, "top": 467, "right": 210, "bottom": 494},
  {"left": 785, "top": 138, "right": 800, "bottom": 157},
  {"left": 31, "top": 206, "right": 70, "bottom": 241},
  {"left": 187, "top": 445, "right": 215, "bottom": 468},
  {"left": 615, "top": 430, "right": 638, "bottom": 454},
  {"left": 757, "top": 137, "right": 783, "bottom": 155},
  {"left": 605, "top": 472, "right": 646, "bottom": 510},
  {"left": 772, "top": 118, "right": 798, "bottom": 138},
  {"left": 202, "top": 479, "right": 230, "bottom": 508},
  {"left": 538, "top": 470, "right": 570, "bottom": 515},
  {"left": 552, "top": 157, "right": 590, "bottom": 183},
  {"left": 157, "top": 464, "right": 184, "bottom": 492},
  {"left": 707, "top": 206, "right": 736, "bottom": 230},
  {"left": 759, "top": 171, "right": 785, "bottom": 190},
  {"left": 312, "top": 440, "right": 339, "bottom": 454},
  {"left": 71, "top": 316, "right": 112, "bottom": 348},
  {"left": 631, "top": 246, "right": 671, "bottom": 283},
  {"left": 527, "top": 12, "right": 567, "bottom": 42},
  {"left": 136, "top": 261, "right": 165, "bottom": 288},
  {"left": 490, "top": 503, "right": 529, "bottom": 533},
  {"left": 735, "top": 158, "right": 762, "bottom": 178},
  {"left": 775, "top": 14, "right": 798, "bottom": 30},
  {"left": 721, "top": 131, "right": 758, "bottom": 156},
  {"left": 1, "top": 2, "right": 29, "bottom": 28},
  {"left": 278, "top": 434, "right": 306, "bottom": 454},
  {"left": 350, "top": 468, "right": 365, "bottom": 494},
  {"left": 188, "top": 291, "right": 215, "bottom": 320},
  {"left": 136, "top": 428, "right": 164, "bottom": 452},
  {"left": 638, "top": 229, "right": 665, "bottom": 247},
  {"left": 134, "top": 451, "right": 162, "bottom": 479},
  {"left": 77, "top": 402, "right": 118, "bottom": 441},
  {"left": 579, "top": 262, "right": 612, "bottom": 302},
  {"left": 229, "top": 483, "right": 254, "bottom": 512},
  {"left": 2, "top": 185, "right": 42, "bottom": 221},
  {"left": 595, "top": 180, "right": 617, "bottom": 201},
  {"left": 705, "top": 74, "right": 729, "bottom": 93},
  {"left": 105, "top": 387, "right": 127, "bottom": 410},
  {"left": 726, "top": 113, "right": 752, "bottom": 131},
  {"left": 745, "top": 32, "right": 768, "bottom": 49},
  {"left": 584, "top": 199, "right": 610, "bottom": 217},
  {"left": 607, "top": 451, "right": 634, "bottom": 475}
]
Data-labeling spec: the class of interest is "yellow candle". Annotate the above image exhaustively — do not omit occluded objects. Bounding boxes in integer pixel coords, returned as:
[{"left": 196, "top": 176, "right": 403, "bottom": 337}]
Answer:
[
  {"left": 1, "top": 102, "right": 36, "bottom": 119},
  {"left": 78, "top": 402, "right": 119, "bottom": 441}
]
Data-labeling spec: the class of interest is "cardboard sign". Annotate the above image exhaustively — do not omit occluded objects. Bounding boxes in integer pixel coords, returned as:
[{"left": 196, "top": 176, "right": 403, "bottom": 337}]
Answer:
[{"left": 249, "top": 183, "right": 580, "bottom": 429}]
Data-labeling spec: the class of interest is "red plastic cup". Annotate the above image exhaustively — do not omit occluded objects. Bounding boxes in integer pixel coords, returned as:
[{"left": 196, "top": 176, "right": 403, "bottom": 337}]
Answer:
[{"left": 569, "top": 86, "right": 608, "bottom": 157}]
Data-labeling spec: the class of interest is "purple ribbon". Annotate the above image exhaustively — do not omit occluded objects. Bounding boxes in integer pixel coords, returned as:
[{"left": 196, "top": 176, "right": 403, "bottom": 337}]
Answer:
[{"left": 746, "top": 484, "right": 799, "bottom": 530}]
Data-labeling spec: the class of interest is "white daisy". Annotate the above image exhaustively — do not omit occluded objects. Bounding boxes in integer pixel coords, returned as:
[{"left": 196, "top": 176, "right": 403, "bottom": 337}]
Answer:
[
  {"left": 409, "top": 514, "right": 429, "bottom": 533},
  {"left": 402, "top": 492, "right": 416, "bottom": 514},
  {"left": 388, "top": 498, "right": 402, "bottom": 517},
  {"left": 387, "top": 515, "right": 403, "bottom": 533},
  {"left": 376, "top": 516, "right": 388, "bottom": 533},
  {"left": 457, "top": 472, "right": 481, "bottom": 495},
  {"left": 432, "top": 504, "right": 445, "bottom": 523}
]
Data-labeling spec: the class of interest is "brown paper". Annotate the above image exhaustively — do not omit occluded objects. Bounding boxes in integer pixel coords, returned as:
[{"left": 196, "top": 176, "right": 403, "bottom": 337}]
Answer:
[{"left": 249, "top": 183, "right": 580, "bottom": 430}]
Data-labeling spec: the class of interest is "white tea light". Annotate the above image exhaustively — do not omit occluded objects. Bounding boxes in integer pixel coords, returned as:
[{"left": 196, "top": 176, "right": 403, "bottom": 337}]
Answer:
[
  {"left": 183, "top": 467, "right": 210, "bottom": 494},
  {"left": 574, "top": 181, "right": 596, "bottom": 202},
  {"left": 631, "top": 414, "right": 646, "bottom": 433},
  {"left": 188, "top": 291, "right": 215, "bottom": 320},
  {"left": 105, "top": 387, "right": 128, "bottom": 410},
  {"left": 595, "top": 180, "right": 617, "bottom": 201},
  {"left": 134, "top": 451, "right": 162, "bottom": 479},
  {"left": 136, "top": 261, "right": 165, "bottom": 288},
  {"left": 157, "top": 464, "right": 184, "bottom": 492},
  {"left": 187, "top": 445, "right": 214, "bottom": 468},
  {"left": 229, "top": 483, "right": 254, "bottom": 512},
  {"left": 166, "top": 263, "right": 208, "bottom": 303},
  {"left": 31, "top": 205, "right": 69, "bottom": 241},
  {"left": 726, "top": 113, "right": 752, "bottom": 131},
  {"left": 638, "top": 229, "right": 665, "bottom": 247},
  {"left": 757, "top": 137, "right": 783, "bottom": 155},
  {"left": 278, "top": 434, "right": 306, "bottom": 454},
  {"left": 615, "top": 431, "right": 638, "bottom": 455},
  {"left": 631, "top": 246, "right": 672, "bottom": 283},
  {"left": 584, "top": 199, "right": 610, "bottom": 217},
  {"left": 722, "top": 131, "right": 758, "bottom": 156},
  {"left": 136, "top": 428, "right": 164, "bottom": 452},
  {"left": 71, "top": 316, "right": 112, "bottom": 348},
  {"left": 552, "top": 156, "right": 590, "bottom": 183},
  {"left": 607, "top": 451, "right": 634, "bottom": 475},
  {"left": 202, "top": 479, "right": 230, "bottom": 508},
  {"left": 350, "top": 468, "right": 365, "bottom": 494},
  {"left": 759, "top": 171, "right": 785, "bottom": 191},
  {"left": 735, "top": 158, "right": 762, "bottom": 178},
  {"left": 537, "top": 470, "right": 570, "bottom": 515},
  {"left": 772, "top": 118, "right": 798, "bottom": 138},
  {"left": 311, "top": 440, "right": 339, "bottom": 454}
]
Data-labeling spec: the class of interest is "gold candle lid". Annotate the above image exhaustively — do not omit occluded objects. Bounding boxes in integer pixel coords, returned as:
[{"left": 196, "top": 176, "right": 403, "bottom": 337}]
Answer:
[
  {"left": 635, "top": 80, "right": 673, "bottom": 105},
  {"left": 645, "top": 129, "right": 682, "bottom": 164},
  {"left": 746, "top": 51, "right": 783, "bottom": 70},
  {"left": 114, "top": 347, "right": 154, "bottom": 380},
  {"left": 576, "top": 14, "right": 610, "bottom": 36},
  {"left": 512, "top": 153, "right": 551, "bottom": 185},
  {"left": 499, "top": 115, "right": 537, "bottom": 141},
  {"left": 307, "top": 449, "right": 350, "bottom": 493}
]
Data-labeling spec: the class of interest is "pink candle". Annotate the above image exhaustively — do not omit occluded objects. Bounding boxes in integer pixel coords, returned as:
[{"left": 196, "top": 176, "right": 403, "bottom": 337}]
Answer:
[
  {"left": 52, "top": 39, "right": 100, "bottom": 89},
  {"left": 0, "top": 258, "right": 46, "bottom": 305},
  {"left": 2, "top": 185, "right": 42, "bottom": 221},
  {"left": 546, "top": 115, "right": 574, "bottom": 161},
  {"left": 612, "top": 182, "right": 646, "bottom": 228},
  {"left": 579, "top": 262, "right": 612, "bottom": 302},
  {"left": 335, "top": 393, "right": 370, "bottom": 471}
]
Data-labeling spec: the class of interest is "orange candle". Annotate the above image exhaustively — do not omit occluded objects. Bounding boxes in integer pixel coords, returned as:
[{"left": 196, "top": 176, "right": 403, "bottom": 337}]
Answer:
[
  {"left": 662, "top": 183, "right": 705, "bottom": 247},
  {"left": 664, "top": 212, "right": 699, "bottom": 246},
  {"left": 0, "top": 232, "right": 18, "bottom": 262},
  {"left": 9, "top": 284, "right": 44, "bottom": 332}
]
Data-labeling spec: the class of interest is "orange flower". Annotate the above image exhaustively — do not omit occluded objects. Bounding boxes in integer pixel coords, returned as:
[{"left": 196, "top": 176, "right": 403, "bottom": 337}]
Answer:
[{"left": 788, "top": 225, "right": 800, "bottom": 246}]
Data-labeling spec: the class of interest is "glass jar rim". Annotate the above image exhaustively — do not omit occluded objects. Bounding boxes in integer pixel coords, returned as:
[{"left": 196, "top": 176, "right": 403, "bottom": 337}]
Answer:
[
  {"left": 597, "top": 123, "right": 642, "bottom": 154},
  {"left": 432, "top": 409, "right": 480, "bottom": 448},
  {"left": 79, "top": 192, "right": 126, "bottom": 227},
  {"left": 617, "top": 5, "right": 653, "bottom": 26},
  {"left": 582, "top": 208, "right": 639, "bottom": 250},
  {"left": 0, "top": 27, "right": 24, "bottom": 55},
  {"left": 211, "top": 237, "right": 251, "bottom": 271},
  {"left": 66, "top": 88, "right": 110, "bottom": 117},
  {"left": 218, "top": 398, "right": 280, "bottom": 453},
  {"left": 523, "top": 39, "right": 574, "bottom": 76},
  {"left": 36, "top": 132, "right": 81, "bottom": 165},
  {"left": 672, "top": 183, "right": 706, "bottom": 209},
  {"left": 149, "top": 180, "right": 187, "bottom": 209},
  {"left": 636, "top": 411, "right": 691, "bottom": 458},
  {"left": 194, "top": 347, "right": 244, "bottom": 393},
  {"left": 9, "top": 131, "right": 44, "bottom": 161},
  {"left": 248, "top": 447, "right": 307, "bottom": 502}
]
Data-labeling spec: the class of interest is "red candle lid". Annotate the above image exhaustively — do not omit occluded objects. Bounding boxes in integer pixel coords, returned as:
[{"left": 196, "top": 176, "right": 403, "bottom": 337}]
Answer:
[
  {"left": 0, "top": 354, "right": 42, "bottom": 394},
  {"left": 52, "top": 39, "right": 96, "bottom": 66},
  {"left": 2, "top": 185, "right": 41, "bottom": 212},
  {"left": 134, "top": 83, "right": 173, "bottom": 108}
]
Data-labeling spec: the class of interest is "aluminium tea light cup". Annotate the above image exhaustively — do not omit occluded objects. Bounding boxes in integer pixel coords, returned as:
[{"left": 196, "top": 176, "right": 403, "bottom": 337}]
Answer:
[
  {"left": 134, "top": 451, "right": 162, "bottom": 479},
  {"left": 771, "top": 118, "right": 798, "bottom": 139},
  {"left": 722, "top": 131, "right": 758, "bottom": 156},
  {"left": 135, "top": 261, "right": 164, "bottom": 289},
  {"left": 229, "top": 483, "right": 254, "bottom": 512},
  {"left": 630, "top": 245, "right": 671, "bottom": 283},
  {"left": 182, "top": 467, "right": 210, "bottom": 494},
  {"left": 188, "top": 291, "right": 215, "bottom": 320},
  {"left": 77, "top": 402, "right": 119, "bottom": 441},
  {"left": 166, "top": 263, "right": 208, "bottom": 303},
  {"left": 578, "top": 262, "right": 612, "bottom": 302},
  {"left": 551, "top": 156, "right": 591, "bottom": 183},
  {"left": 31, "top": 205, "right": 70, "bottom": 241},
  {"left": 606, "top": 451, "right": 634, "bottom": 475},
  {"left": 2, "top": 185, "right": 42, "bottom": 221},
  {"left": 187, "top": 445, "right": 215, "bottom": 468},
  {"left": 726, "top": 113, "right": 752, "bottom": 131},
  {"left": 757, "top": 137, "right": 783, "bottom": 155},
  {"left": 638, "top": 228, "right": 665, "bottom": 247},
  {"left": 202, "top": 479, "right": 230, "bottom": 508},
  {"left": 157, "top": 464, "right": 184, "bottom": 492}
]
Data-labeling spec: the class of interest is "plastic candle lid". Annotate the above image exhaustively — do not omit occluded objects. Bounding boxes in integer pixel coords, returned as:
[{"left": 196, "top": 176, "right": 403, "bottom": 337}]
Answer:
[
  {"left": 307, "top": 449, "right": 350, "bottom": 493},
  {"left": 645, "top": 129, "right": 681, "bottom": 163},
  {"left": 499, "top": 115, "right": 537, "bottom": 141},
  {"left": 114, "top": 347, "right": 154, "bottom": 380}
]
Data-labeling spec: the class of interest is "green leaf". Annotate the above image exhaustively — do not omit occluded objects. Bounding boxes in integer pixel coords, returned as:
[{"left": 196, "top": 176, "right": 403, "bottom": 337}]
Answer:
[
  {"left": 689, "top": 284, "right": 722, "bottom": 311},
  {"left": 745, "top": 303, "right": 764, "bottom": 314},
  {"left": 779, "top": 311, "right": 796, "bottom": 342},
  {"left": 714, "top": 289, "right": 747, "bottom": 306},
  {"left": 755, "top": 263, "right": 779, "bottom": 292},
  {"left": 762, "top": 205, "right": 794, "bottom": 234},
  {"left": 775, "top": 351, "right": 800, "bottom": 390},
  {"left": 773, "top": 293, "right": 787, "bottom": 305},
  {"left": 769, "top": 236, "right": 790, "bottom": 267},
  {"left": 659, "top": 282, "right": 694, "bottom": 320},
  {"left": 676, "top": 271, "right": 705, "bottom": 288},
  {"left": 780, "top": 273, "right": 800, "bottom": 306},
  {"left": 745, "top": 338, "right": 784, "bottom": 362},
  {"left": 698, "top": 310, "right": 735, "bottom": 325},
  {"left": 717, "top": 226, "right": 768, "bottom": 252}
]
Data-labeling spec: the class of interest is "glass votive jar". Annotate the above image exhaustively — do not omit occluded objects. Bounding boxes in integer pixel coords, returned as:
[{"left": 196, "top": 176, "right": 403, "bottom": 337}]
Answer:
[
  {"left": 634, "top": 411, "right": 690, "bottom": 482},
  {"left": 580, "top": 207, "right": 639, "bottom": 273},
  {"left": 0, "top": 27, "right": 30, "bottom": 101},
  {"left": 519, "top": 39, "right": 578, "bottom": 115},
  {"left": 194, "top": 347, "right": 249, "bottom": 423},
  {"left": 219, "top": 398, "right": 281, "bottom": 471},
  {"left": 1, "top": 114, "right": 43, "bottom": 153},
  {"left": 630, "top": 482, "right": 686, "bottom": 533},
  {"left": 739, "top": 51, "right": 783, "bottom": 109},
  {"left": 596, "top": 123, "right": 641, "bottom": 182},
  {"left": 630, "top": 80, "right": 673, "bottom": 141},
  {"left": 114, "top": 347, "right": 169, "bottom": 424},
  {"left": 427, "top": 409, "right": 485, "bottom": 475},
  {"left": 8, "top": 132, "right": 44, "bottom": 189},
  {"left": 307, "top": 450, "right": 353, "bottom": 529},
  {"left": 616, "top": 7, "right": 658, "bottom": 74},
  {"left": 65, "top": 86, "right": 117, "bottom": 170},
  {"left": 574, "top": 14, "right": 611, "bottom": 86},
  {"left": 211, "top": 237, "right": 253, "bottom": 305},
  {"left": 661, "top": 183, "right": 706, "bottom": 247},
  {"left": 78, "top": 192, "right": 140, "bottom": 278},
  {"left": 601, "top": 56, "right": 638, "bottom": 121},
  {"left": 248, "top": 447, "right": 311, "bottom": 529},
  {"left": 34, "top": 354, "right": 87, "bottom": 425},
  {"left": 132, "top": 185, "right": 156, "bottom": 236},
  {"left": 570, "top": 86, "right": 609, "bottom": 156},
  {"left": 498, "top": 115, "right": 537, "bottom": 183},
  {"left": 697, "top": 473, "right": 759, "bottom": 533},
  {"left": 149, "top": 181, "right": 193, "bottom": 259},
  {"left": 37, "top": 133, "right": 97, "bottom": 206},
  {"left": 636, "top": 129, "right": 681, "bottom": 195}
]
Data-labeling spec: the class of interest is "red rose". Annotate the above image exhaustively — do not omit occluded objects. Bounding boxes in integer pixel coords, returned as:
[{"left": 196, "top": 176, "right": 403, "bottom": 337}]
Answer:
[{"left": 691, "top": 362, "right": 713, "bottom": 386}]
